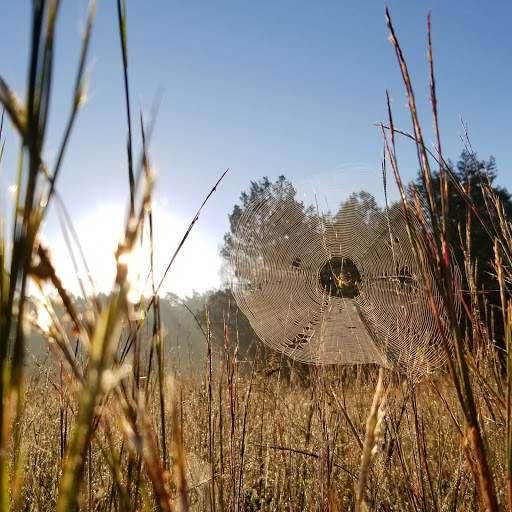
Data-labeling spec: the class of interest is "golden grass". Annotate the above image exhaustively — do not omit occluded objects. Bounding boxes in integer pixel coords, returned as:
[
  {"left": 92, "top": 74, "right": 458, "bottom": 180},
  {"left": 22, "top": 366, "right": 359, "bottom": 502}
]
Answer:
[
  {"left": 13, "top": 356, "right": 507, "bottom": 510},
  {"left": 0, "top": 3, "right": 511, "bottom": 510}
]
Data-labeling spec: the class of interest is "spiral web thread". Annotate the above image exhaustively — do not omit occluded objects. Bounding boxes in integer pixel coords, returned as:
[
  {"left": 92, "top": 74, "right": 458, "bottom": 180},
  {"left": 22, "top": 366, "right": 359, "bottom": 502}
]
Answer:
[{"left": 230, "top": 181, "right": 453, "bottom": 376}]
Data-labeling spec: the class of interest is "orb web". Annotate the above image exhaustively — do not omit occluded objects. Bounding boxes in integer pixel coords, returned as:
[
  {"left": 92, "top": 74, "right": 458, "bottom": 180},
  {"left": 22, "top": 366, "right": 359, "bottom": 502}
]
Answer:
[{"left": 230, "top": 176, "right": 455, "bottom": 376}]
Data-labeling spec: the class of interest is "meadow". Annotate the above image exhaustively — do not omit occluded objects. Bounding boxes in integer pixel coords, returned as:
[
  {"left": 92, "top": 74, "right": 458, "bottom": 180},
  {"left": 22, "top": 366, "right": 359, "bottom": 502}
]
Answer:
[{"left": 1, "top": 3, "right": 511, "bottom": 511}]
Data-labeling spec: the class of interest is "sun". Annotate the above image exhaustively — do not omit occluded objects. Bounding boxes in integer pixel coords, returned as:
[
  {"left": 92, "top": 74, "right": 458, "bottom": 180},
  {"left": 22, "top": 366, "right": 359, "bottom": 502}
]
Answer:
[{"left": 45, "top": 201, "right": 222, "bottom": 299}]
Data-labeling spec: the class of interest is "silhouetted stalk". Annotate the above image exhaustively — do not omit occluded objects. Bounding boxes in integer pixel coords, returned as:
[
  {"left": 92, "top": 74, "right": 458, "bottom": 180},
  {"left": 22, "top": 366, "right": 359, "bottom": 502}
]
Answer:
[
  {"left": 331, "top": 389, "right": 363, "bottom": 450},
  {"left": 0, "top": 0, "right": 97, "bottom": 506},
  {"left": 57, "top": 176, "right": 152, "bottom": 510},
  {"left": 507, "top": 301, "right": 512, "bottom": 511},
  {"left": 496, "top": 242, "right": 512, "bottom": 509},
  {"left": 427, "top": 13, "right": 448, "bottom": 238},
  {"left": 116, "top": 0, "right": 135, "bottom": 215},
  {"left": 223, "top": 307, "right": 237, "bottom": 510},
  {"left": 59, "top": 360, "right": 64, "bottom": 461},
  {"left": 0, "top": 2, "right": 48, "bottom": 506},
  {"left": 155, "top": 294, "right": 168, "bottom": 470},
  {"left": 406, "top": 388, "right": 426, "bottom": 509},
  {"left": 237, "top": 358, "right": 255, "bottom": 511},
  {"left": 147, "top": 168, "right": 229, "bottom": 309},
  {"left": 218, "top": 377, "right": 226, "bottom": 512},
  {"left": 88, "top": 442, "right": 93, "bottom": 510},
  {"left": 206, "top": 311, "right": 216, "bottom": 512},
  {"left": 57, "top": 292, "right": 127, "bottom": 511},
  {"left": 386, "top": 405, "right": 419, "bottom": 512},
  {"left": 46, "top": 0, "right": 97, "bottom": 208},
  {"left": 384, "top": 8, "right": 499, "bottom": 510},
  {"left": 410, "top": 380, "right": 438, "bottom": 510},
  {"left": 275, "top": 416, "right": 293, "bottom": 510},
  {"left": 169, "top": 379, "right": 188, "bottom": 512}
]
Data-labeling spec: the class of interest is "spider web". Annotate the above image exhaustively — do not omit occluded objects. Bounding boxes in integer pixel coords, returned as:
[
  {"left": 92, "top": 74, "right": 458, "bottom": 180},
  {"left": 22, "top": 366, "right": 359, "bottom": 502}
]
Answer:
[{"left": 230, "top": 175, "right": 455, "bottom": 376}]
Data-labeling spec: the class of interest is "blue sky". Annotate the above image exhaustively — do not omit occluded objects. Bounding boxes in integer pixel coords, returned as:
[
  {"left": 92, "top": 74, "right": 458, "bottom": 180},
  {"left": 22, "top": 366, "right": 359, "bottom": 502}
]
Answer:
[{"left": 0, "top": 1, "right": 511, "bottom": 297}]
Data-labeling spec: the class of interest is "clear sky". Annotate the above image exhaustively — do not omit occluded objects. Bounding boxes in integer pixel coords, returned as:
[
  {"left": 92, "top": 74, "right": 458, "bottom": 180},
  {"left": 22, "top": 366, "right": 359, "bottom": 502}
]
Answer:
[{"left": 0, "top": 1, "right": 511, "bottom": 298}]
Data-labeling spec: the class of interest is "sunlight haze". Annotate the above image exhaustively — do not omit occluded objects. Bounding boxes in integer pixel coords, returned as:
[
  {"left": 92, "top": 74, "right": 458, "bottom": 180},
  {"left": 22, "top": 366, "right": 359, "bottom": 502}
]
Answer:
[{"left": 1, "top": 0, "right": 510, "bottom": 298}]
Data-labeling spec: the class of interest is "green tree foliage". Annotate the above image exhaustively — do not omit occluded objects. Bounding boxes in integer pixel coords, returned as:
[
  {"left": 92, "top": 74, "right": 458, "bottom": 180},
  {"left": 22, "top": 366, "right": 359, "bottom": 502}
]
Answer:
[
  {"left": 216, "top": 176, "right": 292, "bottom": 360},
  {"left": 220, "top": 175, "right": 289, "bottom": 262},
  {"left": 215, "top": 175, "right": 318, "bottom": 369},
  {"left": 412, "top": 151, "right": 512, "bottom": 338},
  {"left": 196, "top": 288, "right": 264, "bottom": 359},
  {"left": 335, "top": 190, "right": 384, "bottom": 231},
  {"left": 323, "top": 191, "right": 389, "bottom": 299},
  {"left": 217, "top": 176, "right": 401, "bottom": 359}
]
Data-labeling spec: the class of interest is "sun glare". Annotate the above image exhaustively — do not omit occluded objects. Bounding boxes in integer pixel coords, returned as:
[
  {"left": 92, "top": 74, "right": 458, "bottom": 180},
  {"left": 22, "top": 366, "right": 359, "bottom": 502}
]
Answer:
[{"left": 46, "top": 201, "right": 222, "bottom": 299}]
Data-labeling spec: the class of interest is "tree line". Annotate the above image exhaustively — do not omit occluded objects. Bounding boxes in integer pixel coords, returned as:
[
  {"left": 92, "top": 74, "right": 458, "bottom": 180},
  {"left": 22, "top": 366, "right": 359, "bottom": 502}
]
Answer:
[
  {"left": 26, "top": 152, "right": 508, "bottom": 373},
  {"left": 209, "top": 151, "right": 512, "bottom": 361}
]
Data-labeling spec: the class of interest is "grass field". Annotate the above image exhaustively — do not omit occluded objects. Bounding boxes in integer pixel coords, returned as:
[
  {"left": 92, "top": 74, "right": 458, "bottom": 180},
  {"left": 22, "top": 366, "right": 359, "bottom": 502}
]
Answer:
[
  {"left": 17, "top": 352, "right": 508, "bottom": 510},
  {"left": 1, "top": 3, "right": 511, "bottom": 511}
]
